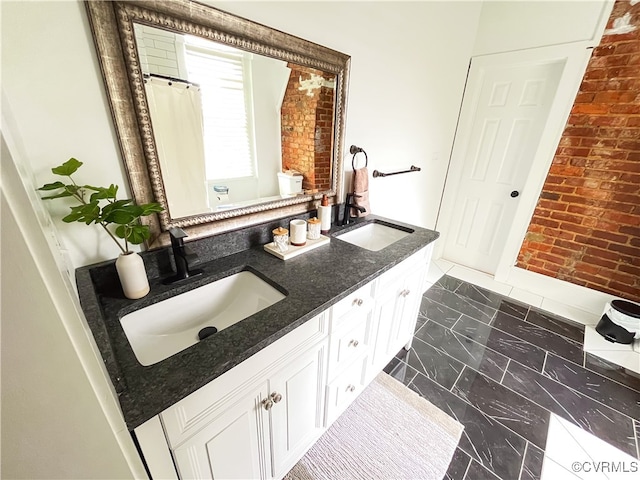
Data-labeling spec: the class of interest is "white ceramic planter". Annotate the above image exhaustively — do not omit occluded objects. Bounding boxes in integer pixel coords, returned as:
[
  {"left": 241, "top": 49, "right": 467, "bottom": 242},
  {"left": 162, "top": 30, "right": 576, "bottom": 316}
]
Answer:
[{"left": 115, "top": 251, "right": 150, "bottom": 299}]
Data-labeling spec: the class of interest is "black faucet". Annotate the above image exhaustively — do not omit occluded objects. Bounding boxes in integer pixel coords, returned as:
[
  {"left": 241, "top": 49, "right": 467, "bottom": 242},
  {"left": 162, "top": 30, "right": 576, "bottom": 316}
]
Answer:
[
  {"left": 163, "top": 227, "right": 203, "bottom": 285},
  {"left": 342, "top": 193, "right": 366, "bottom": 226}
]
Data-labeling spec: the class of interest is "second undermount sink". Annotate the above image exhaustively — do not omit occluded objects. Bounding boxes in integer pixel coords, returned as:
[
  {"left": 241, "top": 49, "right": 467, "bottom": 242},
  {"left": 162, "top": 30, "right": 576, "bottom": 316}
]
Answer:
[
  {"left": 336, "top": 222, "right": 413, "bottom": 251},
  {"left": 120, "top": 271, "right": 286, "bottom": 366}
]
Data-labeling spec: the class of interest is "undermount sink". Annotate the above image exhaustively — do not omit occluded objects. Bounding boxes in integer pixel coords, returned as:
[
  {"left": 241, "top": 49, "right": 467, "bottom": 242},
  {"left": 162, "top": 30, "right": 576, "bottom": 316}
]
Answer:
[
  {"left": 120, "top": 271, "right": 286, "bottom": 366},
  {"left": 336, "top": 222, "right": 413, "bottom": 251}
]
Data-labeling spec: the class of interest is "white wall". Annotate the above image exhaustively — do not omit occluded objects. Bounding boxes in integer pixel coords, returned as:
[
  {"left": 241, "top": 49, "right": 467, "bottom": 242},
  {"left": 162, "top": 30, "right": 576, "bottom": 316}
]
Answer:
[
  {"left": 473, "top": 0, "right": 613, "bottom": 56},
  {"left": 0, "top": 133, "right": 144, "bottom": 478},
  {"left": 212, "top": 1, "right": 483, "bottom": 230},
  {"left": 1, "top": 0, "right": 131, "bottom": 268}
]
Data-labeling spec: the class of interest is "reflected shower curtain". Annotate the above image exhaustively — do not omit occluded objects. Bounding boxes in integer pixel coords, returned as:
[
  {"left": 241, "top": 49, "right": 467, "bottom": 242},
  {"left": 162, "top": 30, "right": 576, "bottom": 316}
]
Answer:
[{"left": 145, "top": 78, "right": 208, "bottom": 218}]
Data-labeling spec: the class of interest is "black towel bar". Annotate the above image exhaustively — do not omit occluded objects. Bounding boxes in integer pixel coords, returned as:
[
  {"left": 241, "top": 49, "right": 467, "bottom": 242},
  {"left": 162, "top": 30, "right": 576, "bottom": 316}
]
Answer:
[{"left": 372, "top": 165, "right": 421, "bottom": 178}]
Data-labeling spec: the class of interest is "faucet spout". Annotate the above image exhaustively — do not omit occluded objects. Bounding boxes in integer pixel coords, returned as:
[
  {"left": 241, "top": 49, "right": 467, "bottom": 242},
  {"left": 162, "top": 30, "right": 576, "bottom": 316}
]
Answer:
[
  {"left": 342, "top": 194, "right": 366, "bottom": 226},
  {"left": 163, "top": 228, "right": 203, "bottom": 285}
]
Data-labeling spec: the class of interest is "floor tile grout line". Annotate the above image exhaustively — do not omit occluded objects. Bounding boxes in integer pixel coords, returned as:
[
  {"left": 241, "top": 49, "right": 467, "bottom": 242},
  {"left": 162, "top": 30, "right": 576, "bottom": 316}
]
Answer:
[
  {"left": 423, "top": 292, "right": 497, "bottom": 324},
  {"left": 454, "top": 310, "right": 585, "bottom": 370},
  {"left": 542, "top": 351, "right": 549, "bottom": 375},
  {"left": 412, "top": 367, "right": 545, "bottom": 455},
  {"left": 450, "top": 365, "right": 466, "bottom": 393},
  {"left": 443, "top": 276, "right": 587, "bottom": 345},
  {"left": 578, "top": 355, "right": 640, "bottom": 396},
  {"left": 433, "top": 316, "right": 640, "bottom": 419},
  {"left": 425, "top": 341, "right": 639, "bottom": 454},
  {"left": 501, "top": 308, "right": 586, "bottom": 345},
  {"left": 635, "top": 420, "right": 639, "bottom": 459},
  {"left": 505, "top": 351, "right": 640, "bottom": 425},
  {"left": 461, "top": 453, "right": 472, "bottom": 480},
  {"left": 517, "top": 442, "right": 529, "bottom": 480},
  {"left": 500, "top": 359, "right": 510, "bottom": 385}
]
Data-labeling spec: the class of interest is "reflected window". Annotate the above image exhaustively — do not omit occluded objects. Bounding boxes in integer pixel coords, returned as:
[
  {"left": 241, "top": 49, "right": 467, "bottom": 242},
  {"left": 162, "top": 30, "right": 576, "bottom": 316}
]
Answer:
[{"left": 184, "top": 36, "right": 257, "bottom": 180}]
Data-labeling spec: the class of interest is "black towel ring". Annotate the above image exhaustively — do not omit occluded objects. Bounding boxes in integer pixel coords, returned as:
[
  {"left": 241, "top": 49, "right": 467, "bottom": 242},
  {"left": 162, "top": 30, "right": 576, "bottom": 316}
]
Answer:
[{"left": 350, "top": 145, "right": 368, "bottom": 170}]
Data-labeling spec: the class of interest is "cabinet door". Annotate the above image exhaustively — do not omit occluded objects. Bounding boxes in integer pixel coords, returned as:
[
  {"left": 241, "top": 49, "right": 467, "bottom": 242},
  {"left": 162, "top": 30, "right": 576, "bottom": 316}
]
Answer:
[
  {"left": 268, "top": 341, "right": 327, "bottom": 478},
  {"left": 172, "top": 382, "right": 270, "bottom": 480},
  {"left": 369, "top": 285, "right": 403, "bottom": 374},
  {"left": 395, "top": 265, "right": 426, "bottom": 344},
  {"left": 370, "top": 264, "right": 427, "bottom": 374}
]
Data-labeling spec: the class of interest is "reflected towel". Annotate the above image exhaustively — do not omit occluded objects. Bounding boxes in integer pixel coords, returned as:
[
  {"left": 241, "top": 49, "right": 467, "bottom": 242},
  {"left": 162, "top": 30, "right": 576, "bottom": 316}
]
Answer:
[{"left": 353, "top": 167, "right": 370, "bottom": 217}]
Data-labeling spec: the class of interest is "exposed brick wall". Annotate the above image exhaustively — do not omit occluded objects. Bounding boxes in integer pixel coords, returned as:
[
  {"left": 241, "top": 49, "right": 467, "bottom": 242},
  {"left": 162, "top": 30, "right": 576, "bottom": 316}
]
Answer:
[
  {"left": 517, "top": 0, "right": 640, "bottom": 303},
  {"left": 281, "top": 64, "right": 334, "bottom": 191}
]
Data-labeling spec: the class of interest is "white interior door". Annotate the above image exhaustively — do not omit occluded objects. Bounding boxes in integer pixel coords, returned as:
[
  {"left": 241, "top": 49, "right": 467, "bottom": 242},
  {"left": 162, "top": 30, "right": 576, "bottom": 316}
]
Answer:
[{"left": 440, "top": 49, "right": 566, "bottom": 274}]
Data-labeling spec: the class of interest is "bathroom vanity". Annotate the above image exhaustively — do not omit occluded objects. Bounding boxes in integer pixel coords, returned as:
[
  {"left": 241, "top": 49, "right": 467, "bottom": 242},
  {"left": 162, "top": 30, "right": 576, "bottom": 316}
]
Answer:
[
  {"left": 76, "top": 215, "right": 438, "bottom": 479},
  {"left": 79, "top": 3, "right": 439, "bottom": 477}
]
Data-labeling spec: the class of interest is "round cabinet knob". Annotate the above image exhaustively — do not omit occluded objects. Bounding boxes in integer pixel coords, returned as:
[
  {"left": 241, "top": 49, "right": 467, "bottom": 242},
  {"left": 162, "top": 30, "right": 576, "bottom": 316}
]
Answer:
[
  {"left": 346, "top": 384, "right": 356, "bottom": 393},
  {"left": 271, "top": 392, "right": 283, "bottom": 403},
  {"left": 404, "top": 289, "right": 411, "bottom": 297},
  {"left": 352, "top": 298, "right": 364, "bottom": 307},
  {"left": 262, "top": 398, "right": 274, "bottom": 411},
  {"left": 349, "top": 339, "right": 359, "bottom": 348},
  {"left": 510, "top": 190, "right": 520, "bottom": 198}
]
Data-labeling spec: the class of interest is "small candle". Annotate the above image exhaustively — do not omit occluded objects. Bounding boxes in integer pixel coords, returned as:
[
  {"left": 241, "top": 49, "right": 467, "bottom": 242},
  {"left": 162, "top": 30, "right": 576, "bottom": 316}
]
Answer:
[
  {"left": 307, "top": 217, "right": 321, "bottom": 240},
  {"left": 272, "top": 227, "right": 289, "bottom": 253}
]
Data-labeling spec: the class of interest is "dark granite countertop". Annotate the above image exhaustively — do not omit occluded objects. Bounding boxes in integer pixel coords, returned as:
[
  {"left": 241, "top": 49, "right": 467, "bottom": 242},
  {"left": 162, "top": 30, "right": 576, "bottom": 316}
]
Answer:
[{"left": 76, "top": 214, "right": 439, "bottom": 430}]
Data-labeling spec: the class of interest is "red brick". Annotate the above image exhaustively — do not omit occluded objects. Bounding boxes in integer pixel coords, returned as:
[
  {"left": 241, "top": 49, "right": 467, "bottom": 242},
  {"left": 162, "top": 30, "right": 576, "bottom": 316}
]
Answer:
[
  {"left": 549, "top": 211, "right": 584, "bottom": 224},
  {"left": 536, "top": 252, "right": 567, "bottom": 266},
  {"left": 607, "top": 282, "right": 640, "bottom": 298},
  {"left": 601, "top": 210, "right": 640, "bottom": 225},
  {"left": 619, "top": 263, "right": 640, "bottom": 277},
  {"left": 619, "top": 225, "right": 640, "bottom": 236},
  {"left": 610, "top": 105, "right": 640, "bottom": 114},
  {"left": 591, "top": 230, "right": 629, "bottom": 243},
  {"left": 571, "top": 104, "right": 609, "bottom": 115},
  {"left": 582, "top": 255, "right": 617, "bottom": 269},
  {"left": 574, "top": 235, "right": 609, "bottom": 249}
]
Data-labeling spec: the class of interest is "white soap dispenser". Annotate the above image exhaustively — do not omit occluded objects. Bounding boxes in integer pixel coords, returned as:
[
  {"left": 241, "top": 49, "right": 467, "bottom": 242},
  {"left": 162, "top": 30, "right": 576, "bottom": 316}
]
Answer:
[{"left": 319, "top": 194, "right": 332, "bottom": 234}]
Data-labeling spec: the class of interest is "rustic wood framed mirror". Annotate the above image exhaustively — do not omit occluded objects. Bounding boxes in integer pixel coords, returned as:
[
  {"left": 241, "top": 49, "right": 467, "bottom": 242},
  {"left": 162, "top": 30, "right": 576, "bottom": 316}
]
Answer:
[{"left": 85, "top": 0, "right": 350, "bottom": 247}]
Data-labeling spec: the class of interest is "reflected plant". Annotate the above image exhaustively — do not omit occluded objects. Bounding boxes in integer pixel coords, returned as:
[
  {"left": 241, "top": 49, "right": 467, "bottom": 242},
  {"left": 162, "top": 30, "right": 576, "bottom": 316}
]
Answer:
[{"left": 37, "top": 158, "right": 163, "bottom": 254}]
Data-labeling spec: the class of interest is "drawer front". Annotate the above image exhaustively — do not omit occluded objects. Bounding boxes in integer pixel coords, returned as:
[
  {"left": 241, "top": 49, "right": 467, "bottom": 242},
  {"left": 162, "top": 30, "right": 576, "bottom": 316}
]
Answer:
[
  {"left": 161, "top": 314, "right": 326, "bottom": 447},
  {"left": 330, "top": 282, "right": 374, "bottom": 331},
  {"left": 324, "top": 354, "right": 368, "bottom": 426},
  {"left": 328, "top": 311, "right": 372, "bottom": 379}
]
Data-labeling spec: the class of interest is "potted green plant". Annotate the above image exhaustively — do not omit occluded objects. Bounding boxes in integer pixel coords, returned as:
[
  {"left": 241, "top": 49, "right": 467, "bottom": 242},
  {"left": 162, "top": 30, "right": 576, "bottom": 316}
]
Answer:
[{"left": 38, "top": 158, "right": 163, "bottom": 299}]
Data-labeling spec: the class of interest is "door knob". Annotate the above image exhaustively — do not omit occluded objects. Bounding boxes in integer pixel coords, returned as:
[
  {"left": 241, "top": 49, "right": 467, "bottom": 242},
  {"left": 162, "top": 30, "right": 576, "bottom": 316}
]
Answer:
[
  {"left": 271, "top": 392, "right": 283, "bottom": 403},
  {"left": 510, "top": 190, "right": 519, "bottom": 198},
  {"left": 261, "top": 398, "right": 274, "bottom": 410}
]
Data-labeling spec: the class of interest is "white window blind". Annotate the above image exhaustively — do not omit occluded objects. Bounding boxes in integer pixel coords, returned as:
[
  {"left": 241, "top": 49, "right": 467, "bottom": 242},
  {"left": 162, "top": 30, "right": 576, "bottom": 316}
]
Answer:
[{"left": 184, "top": 37, "right": 256, "bottom": 180}]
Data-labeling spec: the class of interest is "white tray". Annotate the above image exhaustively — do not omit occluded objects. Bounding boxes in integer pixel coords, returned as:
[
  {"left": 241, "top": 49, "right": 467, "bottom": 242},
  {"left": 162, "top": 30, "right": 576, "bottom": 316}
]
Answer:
[{"left": 263, "top": 235, "right": 330, "bottom": 260}]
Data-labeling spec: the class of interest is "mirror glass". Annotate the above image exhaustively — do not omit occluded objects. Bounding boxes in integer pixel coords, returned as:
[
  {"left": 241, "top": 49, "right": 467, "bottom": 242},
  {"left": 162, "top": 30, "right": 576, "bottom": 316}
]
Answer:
[
  {"left": 135, "top": 24, "right": 337, "bottom": 219},
  {"left": 84, "top": 0, "right": 349, "bottom": 247}
]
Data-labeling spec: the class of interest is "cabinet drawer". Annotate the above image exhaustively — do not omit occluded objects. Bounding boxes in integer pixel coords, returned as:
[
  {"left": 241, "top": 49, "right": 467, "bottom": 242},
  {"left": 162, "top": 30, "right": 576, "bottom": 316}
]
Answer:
[
  {"left": 328, "top": 310, "right": 372, "bottom": 379},
  {"left": 161, "top": 314, "right": 325, "bottom": 448},
  {"left": 324, "top": 354, "right": 368, "bottom": 426},
  {"left": 330, "top": 282, "right": 374, "bottom": 331}
]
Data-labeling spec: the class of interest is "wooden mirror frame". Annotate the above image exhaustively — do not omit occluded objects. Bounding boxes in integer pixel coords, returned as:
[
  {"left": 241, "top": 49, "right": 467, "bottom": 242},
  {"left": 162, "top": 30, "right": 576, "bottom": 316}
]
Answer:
[{"left": 85, "top": 0, "right": 350, "bottom": 248}]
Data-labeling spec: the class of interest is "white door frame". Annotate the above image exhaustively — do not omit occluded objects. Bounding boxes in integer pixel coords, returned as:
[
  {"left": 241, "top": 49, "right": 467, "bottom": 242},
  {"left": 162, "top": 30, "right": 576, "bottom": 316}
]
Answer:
[{"left": 435, "top": 42, "right": 595, "bottom": 283}]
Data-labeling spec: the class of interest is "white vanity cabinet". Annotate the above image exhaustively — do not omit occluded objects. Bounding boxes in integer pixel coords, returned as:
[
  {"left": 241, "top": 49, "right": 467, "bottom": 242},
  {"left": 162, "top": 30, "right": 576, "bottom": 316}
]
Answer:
[
  {"left": 135, "top": 243, "right": 433, "bottom": 480},
  {"left": 169, "top": 340, "right": 328, "bottom": 480},
  {"left": 137, "top": 314, "right": 328, "bottom": 480}
]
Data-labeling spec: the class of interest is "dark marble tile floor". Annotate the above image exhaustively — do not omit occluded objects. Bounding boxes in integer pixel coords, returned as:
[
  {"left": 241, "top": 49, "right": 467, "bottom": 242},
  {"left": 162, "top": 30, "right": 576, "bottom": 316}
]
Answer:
[{"left": 384, "top": 275, "right": 640, "bottom": 480}]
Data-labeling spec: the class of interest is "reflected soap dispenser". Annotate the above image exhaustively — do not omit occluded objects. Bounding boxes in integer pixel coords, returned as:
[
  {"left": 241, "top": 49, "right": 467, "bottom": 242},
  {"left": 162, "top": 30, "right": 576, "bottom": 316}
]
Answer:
[{"left": 319, "top": 194, "right": 332, "bottom": 234}]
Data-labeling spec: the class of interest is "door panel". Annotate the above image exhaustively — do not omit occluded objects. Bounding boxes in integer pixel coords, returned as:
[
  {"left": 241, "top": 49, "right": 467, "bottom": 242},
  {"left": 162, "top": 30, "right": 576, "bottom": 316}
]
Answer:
[{"left": 443, "top": 54, "right": 566, "bottom": 274}]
